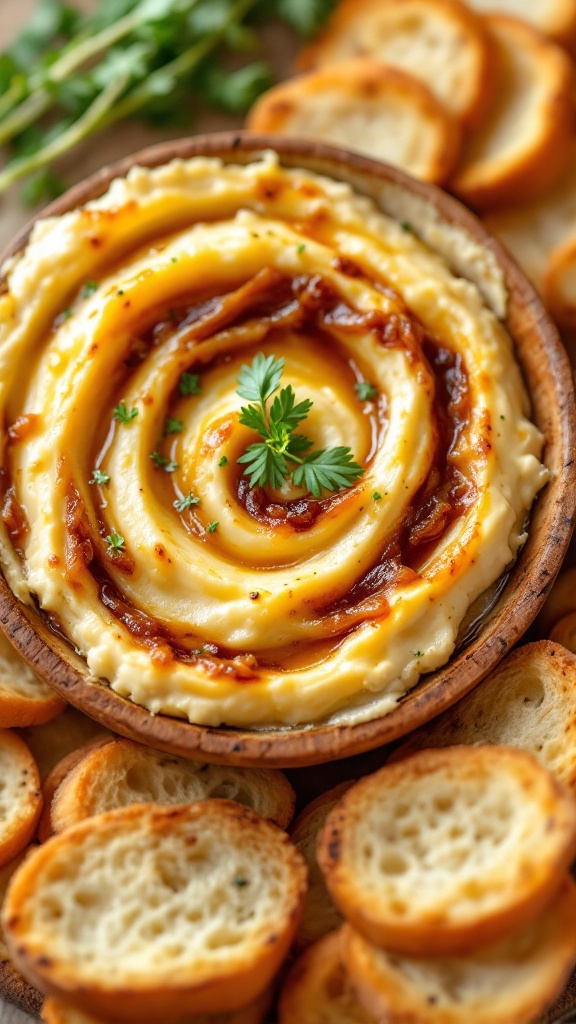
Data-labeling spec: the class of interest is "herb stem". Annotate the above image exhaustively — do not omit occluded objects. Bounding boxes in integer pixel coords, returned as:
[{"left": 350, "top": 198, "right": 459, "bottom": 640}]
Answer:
[
  {"left": 0, "top": 1, "right": 204, "bottom": 146},
  {"left": 0, "top": 73, "right": 129, "bottom": 194},
  {"left": 103, "top": 0, "right": 258, "bottom": 127}
]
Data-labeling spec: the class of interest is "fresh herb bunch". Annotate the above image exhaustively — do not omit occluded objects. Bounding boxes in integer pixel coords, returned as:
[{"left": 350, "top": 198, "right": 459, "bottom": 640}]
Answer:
[
  {"left": 0, "top": 0, "right": 335, "bottom": 203},
  {"left": 237, "top": 352, "right": 364, "bottom": 498}
]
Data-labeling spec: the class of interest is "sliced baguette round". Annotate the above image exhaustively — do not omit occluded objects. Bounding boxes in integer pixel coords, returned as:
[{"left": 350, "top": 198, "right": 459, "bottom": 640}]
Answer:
[
  {"left": 343, "top": 876, "right": 576, "bottom": 1024},
  {"left": 18, "top": 707, "right": 114, "bottom": 782},
  {"left": 451, "top": 16, "right": 575, "bottom": 209},
  {"left": 0, "top": 628, "right": 65, "bottom": 728},
  {"left": 2, "top": 801, "right": 307, "bottom": 1022},
  {"left": 278, "top": 929, "right": 375, "bottom": 1024},
  {"left": 465, "top": 0, "right": 576, "bottom": 49},
  {"left": 49, "top": 739, "right": 295, "bottom": 836},
  {"left": 0, "top": 847, "right": 42, "bottom": 1017},
  {"left": 247, "top": 61, "right": 461, "bottom": 185},
  {"left": 0, "top": 731, "right": 42, "bottom": 868},
  {"left": 40, "top": 986, "right": 274, "bottom": 1024},
  {"left": 298, "top": 0, "right": 497, "bottom": 129},
  {"left": 318, "top": 746, "right": 576, "bottom": 956},
  {"left": 290, "top": 782, "right": 353, "bottom": 951},
  {"left": 550, "top": 610, "right": 576, "bottom": 652},
  {"left": 390, "top": 641, "right": 576, "bottom": 792},
  {"left": 37, "top": 738, "right": 112, "bottom": 843}
]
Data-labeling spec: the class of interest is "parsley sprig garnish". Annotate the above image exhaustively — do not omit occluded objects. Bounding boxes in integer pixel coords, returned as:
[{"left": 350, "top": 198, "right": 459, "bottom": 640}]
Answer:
[
  {"left": 106, "top": 530, "right": 125, "bottom": 554},
  {"left": 89, "top": 469, "right": 110, "bottom": 486},
  {"left": 354, "top": 380, "right": 378, "bottom": 402},
  {"left": 237, "top": 353, "right": 364, "bottom": 498},
  {"left": 113, "top": 401, "right": 138, "bottom": 424},
  {"left": 174, "top": 493, "right": 200, "bottom": 512}
]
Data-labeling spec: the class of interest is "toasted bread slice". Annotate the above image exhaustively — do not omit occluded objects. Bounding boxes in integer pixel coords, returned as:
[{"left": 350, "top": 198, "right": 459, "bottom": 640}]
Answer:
[
  {"left": 3, "top": 801, "right": 307, "bottom": 1022},
  {"left": 318, "top": 746, "right": 576, "bottom": 956},
  {"left": 19, "top": 707, "right": 113, "bottom": 782},
  {"left": 390, "top": 642, "right": 576, "bottom": 792},
  {"left": 550, "top": 611, "right": 576, "bottom": 652},
  {"left": 298, "top": 0, "right": 497, "bottom": 129},
  {"left": 37, "top": 738, "right": 112, "bottom": 843},
  {"left": 465, "top": 0, "right": 576, "bottom": 49},
  {"left": 343, "top": 876, "right": 576, "bottom": 1023},
  {"left": 0, "top": 731, "right": 42, "bottom": 868},
  {"left": 0, "top": 849, "right": 30, "bottom": 961},
  {"left": 247, "top": 61, "right": 461, "bottom": 185},
  {"left": 40, "top": 987, "right": 274, "bottom": 1024},
  {"left": 0, "top": 848, "right": 42, "bottom": 1016},
  {"left": 0, "top": 628, "right": 65, "bottom": 728},
  {"left": 290, "top": 783, "right": 354, "bottom": 952},
  {"left": 49, "top": 739, "right": 295, "bottom": 835},
  {"left": 539, "top": 565, "right": 576, "bottom": 634},
  {"left": 278, "top": 929, "right": 375, "bottom": 1024},
  {"left": 451, "top": 16, "right": 575, "bottom": 209}
]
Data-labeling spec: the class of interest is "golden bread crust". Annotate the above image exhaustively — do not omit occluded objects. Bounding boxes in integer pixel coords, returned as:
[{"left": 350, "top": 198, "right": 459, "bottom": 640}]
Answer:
[
  {"left": 247, "top": 61, "right": 461, "bottom": 184},
  {"left": 2, "top": 801, "right": 307, "bottom": 1022},
  {"left": 318, "top": 746, "right": 576, "bottom": 955}
]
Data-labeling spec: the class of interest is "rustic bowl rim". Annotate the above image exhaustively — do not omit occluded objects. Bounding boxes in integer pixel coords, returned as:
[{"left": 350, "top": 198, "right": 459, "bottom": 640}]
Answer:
[{"left": 1, "top": 131, "right": 574, "bottom": 767}]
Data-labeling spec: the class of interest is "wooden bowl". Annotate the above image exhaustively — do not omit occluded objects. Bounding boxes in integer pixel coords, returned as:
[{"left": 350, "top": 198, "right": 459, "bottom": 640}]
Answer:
[{"left": 1, "top": 132, "right": 574, "bottom": 767}]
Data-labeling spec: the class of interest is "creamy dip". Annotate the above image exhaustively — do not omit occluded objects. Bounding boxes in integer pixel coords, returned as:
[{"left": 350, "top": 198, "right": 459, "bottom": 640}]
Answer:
[{"left": 0, "top": 153, "right": 548, "bottom": 727}]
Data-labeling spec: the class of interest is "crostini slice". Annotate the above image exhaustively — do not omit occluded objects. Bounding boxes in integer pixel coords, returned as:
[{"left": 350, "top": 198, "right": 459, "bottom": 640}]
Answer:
[
  {"left": 343, "top": 875, "right": 576, "bottom": 1024},
  {"left": 2, "top": 801, "right": 307, "bottom": 1022},
  {"left": 298, "top": 0, "right": 497, "bottom": 129},
  {"left": 390, "top": 642, "right": 576, "bottom": 793},
  {"left": 0, "top": 731, "right": 42, "bottom": 868},
  {"left": 278, "top": 929, "right": 375, "bottom": 1024},
  {"left": 49, "top": 738, "right": 296, "bottom": 835},
  {"left": 318, "top": 746, "right": 576, "bottom": 956},
  {"left": 0, "top": 630, "right": 65, "bottom": 728},
  {"left": 451, "top": 16, "right": 575, "bottom": 209},
  {"left": 247, "top": 61, "right": 461, "bottom": 185}
]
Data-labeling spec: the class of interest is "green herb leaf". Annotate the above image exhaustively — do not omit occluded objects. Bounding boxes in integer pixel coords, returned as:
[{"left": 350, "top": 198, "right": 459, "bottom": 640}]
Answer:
[
  {"left": 200, "top": 60, "right": 271, "bottom": 114},
  {"left": 238, "top": 442, "right": 288, "bottom": 490},
  {"left": 113, "top": 401, "right": 138, "bottom": 424},
  {"left": 164, "top": 416, "right": 183, "bottom": 435},
  {"left": 266, "top": 0, "right": 336, "bottom": 36},
  {"left": 269, "top": 385, "right": 313, "bottom": 433},
  {"left": 292, "top": 447, "right": 364, "bottom": 499},
  {"left": 206, "top": 520, "right": 219, "bottom": 533},
  {"left": 237, "top": 352, "right": 284, "bottom": 403},
  {"left": 179, "top": 371, "right": 202, "bottom": 396},
  {"left": 174, "top": 492, "right": 200, "bottom": 511},
  {"left": 81, "top": 279, "right": 98, "bottom": 298},
  {"left": 89, "top": 469, "right": 110, "bottom": 486},
  {"left": 149, "top": 450, "right": 167, "bottom": 468},
  {"left": 20, "top": 166, "right": 66, "bottom": 207},
  {"left": 354, "top": 381, "right": 377, "bottom": 402},
  {"left": 235, "top": 352, "right": 364, "bottom": 496},
  {"left": 238, "top": 403, "right": 268, "bottom": 438},
  {"left": 106, "top": 530, "right": 125, "bottom": 553},
  {"left": 218, "top": 455, "right": 228, "bottom": 467},
  {"left": 373, "top": 491, "right": 382, "bottom": 501}
]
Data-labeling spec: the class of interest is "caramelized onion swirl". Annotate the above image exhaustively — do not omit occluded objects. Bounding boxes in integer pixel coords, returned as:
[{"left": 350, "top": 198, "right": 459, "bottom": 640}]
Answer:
[{"left": 0, "top": 155, "right": 547, "bottom": 727}]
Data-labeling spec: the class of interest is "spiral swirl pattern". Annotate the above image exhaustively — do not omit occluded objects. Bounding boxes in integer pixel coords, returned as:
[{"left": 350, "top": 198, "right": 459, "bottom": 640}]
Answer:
[{"left": 0, "top": 155, "right": 547, "bottom": 727}]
